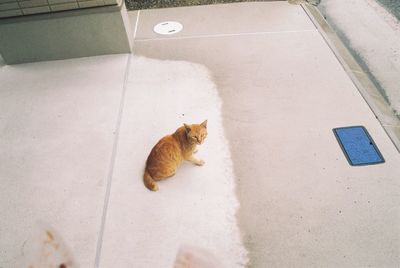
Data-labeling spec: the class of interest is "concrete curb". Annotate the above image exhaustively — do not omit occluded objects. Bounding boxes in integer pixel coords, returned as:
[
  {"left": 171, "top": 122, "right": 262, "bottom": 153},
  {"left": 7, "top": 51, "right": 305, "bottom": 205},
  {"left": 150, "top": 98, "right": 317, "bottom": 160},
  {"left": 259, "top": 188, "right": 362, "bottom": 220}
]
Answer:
[{"left": 302, "top": 3, "right": 400, "bottom": 152}]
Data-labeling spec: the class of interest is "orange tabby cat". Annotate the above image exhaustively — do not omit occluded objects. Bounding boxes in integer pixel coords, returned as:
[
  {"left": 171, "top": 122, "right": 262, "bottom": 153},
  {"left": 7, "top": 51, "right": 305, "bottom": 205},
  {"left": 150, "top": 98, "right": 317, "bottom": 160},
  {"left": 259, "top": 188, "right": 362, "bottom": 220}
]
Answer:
[{"left": 144, "top": 120, "right": 208, "bottom": 191}]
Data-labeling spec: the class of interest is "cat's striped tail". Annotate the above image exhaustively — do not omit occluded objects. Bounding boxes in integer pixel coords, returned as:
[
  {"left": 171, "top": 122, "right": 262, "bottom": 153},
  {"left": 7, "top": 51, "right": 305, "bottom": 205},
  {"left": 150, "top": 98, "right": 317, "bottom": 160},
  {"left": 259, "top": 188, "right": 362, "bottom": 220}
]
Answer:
[{"left": 143, "top": 169, "right": 159, "bottom": 191}]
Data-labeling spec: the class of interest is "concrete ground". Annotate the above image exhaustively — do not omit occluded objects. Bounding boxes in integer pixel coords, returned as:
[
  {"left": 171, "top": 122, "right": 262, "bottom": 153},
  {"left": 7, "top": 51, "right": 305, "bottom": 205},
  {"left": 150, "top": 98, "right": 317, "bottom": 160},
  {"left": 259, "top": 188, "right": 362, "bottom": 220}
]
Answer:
[
  {"left": 1, "top": 1, "right": 400, "bottom": 267},
  {"left": 319, "top": 0, "right": 400, "bottom": 116}
]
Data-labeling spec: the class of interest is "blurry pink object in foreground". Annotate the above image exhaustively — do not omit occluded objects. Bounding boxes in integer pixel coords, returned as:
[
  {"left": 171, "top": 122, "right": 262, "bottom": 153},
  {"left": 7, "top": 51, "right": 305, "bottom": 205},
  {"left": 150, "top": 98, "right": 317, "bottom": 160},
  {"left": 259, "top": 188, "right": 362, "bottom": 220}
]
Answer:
[{"left": 174, "top": 245, "right": 225, "bottom": 268}]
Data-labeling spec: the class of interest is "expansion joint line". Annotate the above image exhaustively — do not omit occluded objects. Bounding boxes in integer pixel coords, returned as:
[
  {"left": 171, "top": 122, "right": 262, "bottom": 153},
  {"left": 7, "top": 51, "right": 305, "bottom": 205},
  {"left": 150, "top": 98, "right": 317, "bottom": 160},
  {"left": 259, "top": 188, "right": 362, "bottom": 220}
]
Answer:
[{"left": 94, "top": 54, "right": 132, "bottom": 268}]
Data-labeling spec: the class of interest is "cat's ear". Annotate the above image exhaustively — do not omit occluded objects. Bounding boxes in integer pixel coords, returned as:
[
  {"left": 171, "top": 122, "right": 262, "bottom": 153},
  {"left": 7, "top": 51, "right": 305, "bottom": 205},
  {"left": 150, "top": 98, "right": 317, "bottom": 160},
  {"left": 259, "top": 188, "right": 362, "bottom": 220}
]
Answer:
[
  {"left": 201, "top": 120, "right": 207, "bottom": 129},
  {"left": 184, "top": 123, "right": 191, "bottom": 133}
]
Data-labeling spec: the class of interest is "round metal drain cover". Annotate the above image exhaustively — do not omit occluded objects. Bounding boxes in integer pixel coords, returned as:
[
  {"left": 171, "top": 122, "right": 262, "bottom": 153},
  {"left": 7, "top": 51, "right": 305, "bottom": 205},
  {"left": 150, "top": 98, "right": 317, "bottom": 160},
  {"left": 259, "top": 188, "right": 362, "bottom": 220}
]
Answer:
[{"left": 153, "top": 21, "right": 183, "bottom": 35}]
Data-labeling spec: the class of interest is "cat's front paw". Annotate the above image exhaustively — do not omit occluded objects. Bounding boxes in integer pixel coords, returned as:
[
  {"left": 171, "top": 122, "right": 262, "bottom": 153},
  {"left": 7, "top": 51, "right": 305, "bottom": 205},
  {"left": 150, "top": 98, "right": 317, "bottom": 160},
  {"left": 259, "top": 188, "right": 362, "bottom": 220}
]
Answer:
[
  {"left": 196, "top": 159, "right": 205, "bottom": 166},
  {"left": 152, "top": 184, "right": 159, "bottom": 191}
]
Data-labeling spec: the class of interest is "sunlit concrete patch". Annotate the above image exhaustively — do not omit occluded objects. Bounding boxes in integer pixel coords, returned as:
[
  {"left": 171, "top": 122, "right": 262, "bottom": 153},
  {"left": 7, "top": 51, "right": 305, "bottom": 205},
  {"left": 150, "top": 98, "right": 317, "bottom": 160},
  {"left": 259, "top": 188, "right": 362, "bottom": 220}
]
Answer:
[
  {"left": 98, "top": 56, "right": 248, "bottom": 267},
  {"left": 22, "top": 222, "right": 77, "bottom": 268},
  {"left": 132, "top": 4, "right": 400, "bottom": 264}
]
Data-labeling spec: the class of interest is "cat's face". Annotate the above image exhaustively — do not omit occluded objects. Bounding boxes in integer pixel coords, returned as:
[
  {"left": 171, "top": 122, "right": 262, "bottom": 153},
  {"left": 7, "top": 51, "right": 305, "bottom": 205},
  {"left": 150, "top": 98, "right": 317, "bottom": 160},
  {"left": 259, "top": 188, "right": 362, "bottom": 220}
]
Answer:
[{"left": 184, "top": 120, "right": 208, "bottom": 145}]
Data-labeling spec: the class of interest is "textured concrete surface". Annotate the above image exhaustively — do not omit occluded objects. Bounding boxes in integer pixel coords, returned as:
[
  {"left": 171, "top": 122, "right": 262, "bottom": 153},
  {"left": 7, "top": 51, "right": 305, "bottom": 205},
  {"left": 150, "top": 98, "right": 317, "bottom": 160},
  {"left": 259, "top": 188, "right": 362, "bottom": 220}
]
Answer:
[
  {"left": 132, "top": 2, "right": 400, "bottom": 267},
  {"left": 1, "top": 1, "right": 399, "bottom": 268},
  {"left": 304, "top": 3, "right": 400, "bottom": 153},
  {"left": 134, "top": 1, "right": 313, "bottom": 40},
  {"left": 0, "top": 54, "right": 129, "bottom": 267},
  {"left": 377, "top": 0, "right": 400, "bottom": 20},
  {"left": 319, "top": 0, "right": 400, "bottom": 118},
  {"left": 0, "top": 3, "right": 132, "bottom": 64},
  {"left": 97, "top": 56, "right": 248, "bottom": 267}
]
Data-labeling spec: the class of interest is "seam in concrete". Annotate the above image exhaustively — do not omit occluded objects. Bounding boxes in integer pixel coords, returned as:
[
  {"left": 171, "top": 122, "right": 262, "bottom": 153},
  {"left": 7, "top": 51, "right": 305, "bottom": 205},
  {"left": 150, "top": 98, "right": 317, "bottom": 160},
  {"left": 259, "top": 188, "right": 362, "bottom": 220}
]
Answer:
[
  {"left": 302, "top": 3, "right": 400, "bottom": 152},
  {"left": 93, "top": 53, "right": 132, "bottom": 268},
  {"left": 134, "top": 29, "right": 317, "bottom": 42},
  {"left": 383, "top": 124, "right": 400, "bottom": 128},
  {"left": 350, "top": 69, "right": 364, "bottom": 74}
]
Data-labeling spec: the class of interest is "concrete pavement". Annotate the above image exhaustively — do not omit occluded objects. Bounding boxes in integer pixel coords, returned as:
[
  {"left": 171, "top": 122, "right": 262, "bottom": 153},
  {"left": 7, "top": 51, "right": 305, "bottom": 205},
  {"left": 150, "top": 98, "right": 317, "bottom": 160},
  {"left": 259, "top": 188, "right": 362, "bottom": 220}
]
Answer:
[{"left": 1, "top": 2, "right": 399, "bottom": 267}]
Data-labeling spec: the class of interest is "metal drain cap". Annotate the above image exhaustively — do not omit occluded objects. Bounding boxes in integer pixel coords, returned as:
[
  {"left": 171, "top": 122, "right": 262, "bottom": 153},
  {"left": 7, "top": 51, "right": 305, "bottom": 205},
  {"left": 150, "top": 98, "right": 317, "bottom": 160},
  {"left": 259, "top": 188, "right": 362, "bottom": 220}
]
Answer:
[{"left": 153, "top": 21, "right": 183, "bottom": 35}]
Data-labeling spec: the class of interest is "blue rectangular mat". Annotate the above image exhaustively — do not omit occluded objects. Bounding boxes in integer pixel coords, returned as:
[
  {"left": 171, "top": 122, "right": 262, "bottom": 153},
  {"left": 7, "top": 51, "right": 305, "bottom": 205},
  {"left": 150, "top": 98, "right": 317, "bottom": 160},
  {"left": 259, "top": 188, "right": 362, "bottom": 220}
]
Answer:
[{"left": 333, "top": 126, "right": 385, "bottom": 166}]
